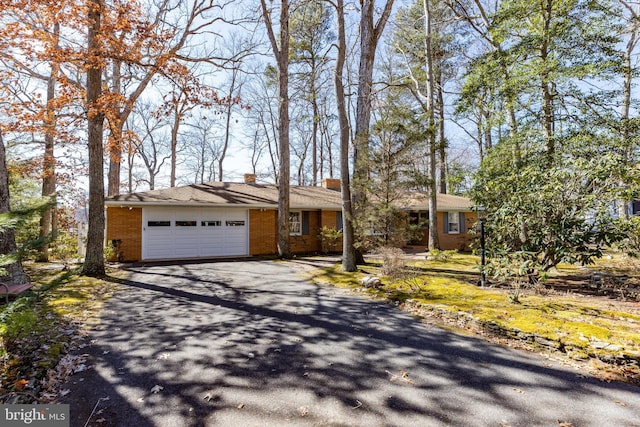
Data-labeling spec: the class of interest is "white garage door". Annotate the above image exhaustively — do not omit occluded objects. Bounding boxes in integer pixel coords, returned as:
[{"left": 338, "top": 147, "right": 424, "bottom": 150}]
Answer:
[{"left": 142, "top": 207, "right": 249, "bottom": 260}]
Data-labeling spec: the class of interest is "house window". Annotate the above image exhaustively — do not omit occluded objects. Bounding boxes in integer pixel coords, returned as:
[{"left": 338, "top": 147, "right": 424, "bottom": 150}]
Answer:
[
  {"left": 226, "top": 220, "right": 245, "bottom": 227},
  {"left": 176, "top": 220, "right": 197, "bottom": 227},
  {"left": 148, "top": 221, "right": 170, "bottom": 227},
  {"left": 289, "top": 211, "right": 302, "bottom": 235},
  {"left": 448, "top": 213, "right": 460, "bottom": 234},
  {"left": 409, "top": 211, "right": 429, "bottom": 228},
  {"left": 444, "top": 212, "right": 466, "bottom": 234},
  {"left": 202, "top": 220, "right": 222, "bottom": 227}
]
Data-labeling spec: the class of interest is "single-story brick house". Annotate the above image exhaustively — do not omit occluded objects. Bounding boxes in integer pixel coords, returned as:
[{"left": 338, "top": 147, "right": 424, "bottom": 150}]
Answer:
[{"left": 104, "top": 175, "right": 477, "bottom": 262}]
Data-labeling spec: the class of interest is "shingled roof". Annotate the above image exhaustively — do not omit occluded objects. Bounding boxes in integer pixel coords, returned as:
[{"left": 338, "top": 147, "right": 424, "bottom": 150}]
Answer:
[
  {"left": 106, "top": 182, "right": 344, "bottom": 209},
  {"left": 397, "top": 191, "right": 474, "bottom": 211},
  {"left": 105, "top": 181, "right": 473, "bottom": 211}
]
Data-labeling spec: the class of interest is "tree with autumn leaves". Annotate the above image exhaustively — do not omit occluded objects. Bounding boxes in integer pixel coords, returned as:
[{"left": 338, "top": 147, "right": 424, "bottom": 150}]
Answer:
[
  {"left": 1, "top": 0, "right": 240, "bottom": 276},
  {"left": 85, "top": 0, "right": 242, "bottom": 274},
  {"left": 0, "top": 0, "right": 81, "bottom": 264}
]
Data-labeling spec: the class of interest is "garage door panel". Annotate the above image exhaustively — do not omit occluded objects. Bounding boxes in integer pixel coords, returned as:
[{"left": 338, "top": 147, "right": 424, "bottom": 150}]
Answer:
[
  {"left": 144, "top": 237, "right": 174, "bottom": 259},
  {"left": 142, "top": 207, "right": 248, "bottom": 260}
]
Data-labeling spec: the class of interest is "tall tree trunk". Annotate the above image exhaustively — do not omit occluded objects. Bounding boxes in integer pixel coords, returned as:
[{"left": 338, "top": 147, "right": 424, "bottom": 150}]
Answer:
[
  {"left": 219, "top": 67, "right": 238, "bottom": 182},
  {"left": 0, "top": 131, "right": 29, "bottom": 284},
  {"left": 82, "top": 0, "right": 106, "bottom": 277},
  {"left": 540, "top": 0, "right": 554, "bottom": 155},
  {"left": 424, "top": 0, "right": 439, "bottom": 250},
  {"left": 170, "top": 107, "right": 180, "bottom": 187},
  {"left": 107, "top": 126, "right": 122, "bottom": 196},
  {"left": 127, "top": 145, "right": 134, "bottom": 193},
  {"left": 107, "top": 59, "right": 122, "bottom": 197},
  {"left": 485, "top": 107, "right": 494, "bottom": 152},
  {"left": 276, "top": 0, "right": 291, "bottom": 258},
  {"left": 38, "top": 21, "right": 60, "bottom": 262},
  {"left": 106, "top": 62, "right": 155, "bottom": 195},
  {"left": 436, "top": 74, "right": 446, "bottom": 194},
  {"left": 107, "top": 163, "right": 120, "bottom": 195},
  {"left": 351, "top": 0, "right": 394, "bottom": 264},
  {"left": 352, "top": 1, "right": 377, "bottom": 255},
  {"left": 619, "top": 0, "right": 639, "bottom": 219},
  {"left": 477, "top": 103, "right": 485, "bottom": 160},
  {"left": 334, "top": 0, "right": 356, "bottom": 271},
  {"left": 261, "top": 0, "right": 291, "bottom": 258},
  {"left": 311, "top": 74, "right": 319, "bottom": 186}
]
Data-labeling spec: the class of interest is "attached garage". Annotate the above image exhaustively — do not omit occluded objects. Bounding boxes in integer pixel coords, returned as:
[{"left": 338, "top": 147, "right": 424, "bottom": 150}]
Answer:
[{"left": 142, "top": 207, "right": 248, "bottom": 260}]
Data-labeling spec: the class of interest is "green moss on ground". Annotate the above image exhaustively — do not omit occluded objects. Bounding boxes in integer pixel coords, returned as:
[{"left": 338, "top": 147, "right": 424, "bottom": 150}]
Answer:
[
  {"left": 0, "top": 264, "right": 119, "bottom": 403},
  {"left": 305, "top": 256, "right": 640, "bottom": 383}
]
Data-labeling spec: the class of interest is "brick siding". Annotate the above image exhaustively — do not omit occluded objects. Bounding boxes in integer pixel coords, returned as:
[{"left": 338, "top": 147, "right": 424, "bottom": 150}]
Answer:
[
  {"left": 105, "top": 207, "right": 142, "bottom": 261},
  {"left": 250, "top": 209, "right": 334, "bottom": 255},
  {"left": 249, "top": 209, "right": 278, "bottom": 255}
]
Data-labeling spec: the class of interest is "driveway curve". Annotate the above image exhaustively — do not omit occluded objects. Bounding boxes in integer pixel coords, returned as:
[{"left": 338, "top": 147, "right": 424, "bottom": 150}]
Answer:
[{"left": 61, "top": 259, "right": 640, "bottom": 426}]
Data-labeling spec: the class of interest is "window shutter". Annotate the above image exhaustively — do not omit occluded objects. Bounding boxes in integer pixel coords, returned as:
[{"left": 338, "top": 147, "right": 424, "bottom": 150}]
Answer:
[
  {"left": 443, "top": 212, "right": 449, "bottom": 234},
  {"left": 336, "top": 211, "right": 343, "bottom": 230},
  {"left": 302, "top": 211, "right": 310, "bottom": 235},
  {"left": 459, "top": 212, "right": 466, "bottom": 233}
]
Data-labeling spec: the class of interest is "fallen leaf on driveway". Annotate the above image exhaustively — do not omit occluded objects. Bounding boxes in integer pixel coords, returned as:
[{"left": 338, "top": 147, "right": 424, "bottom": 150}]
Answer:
[
  {"left": 237, "top": 403, "right": 245, "bottom": 409},
  {"left": 512, "top": 387, "right": 525, "bottom": 394},
  {"left": 151, "top": 385, "right": 164, "bottom": 394},
  {"left": 400, "top": 370, "right": 414, "bottom": 385},
  {"left": 615, "top": 400, "right": 627, "bottom": 407},
  {"left": 386, "top": 370, "right": 414, "bottom": 384}
]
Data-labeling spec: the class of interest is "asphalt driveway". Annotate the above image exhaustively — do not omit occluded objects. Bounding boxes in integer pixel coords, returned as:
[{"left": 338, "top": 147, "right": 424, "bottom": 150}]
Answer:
[{"left": 61, "top": 259, "right": 640, "bottom": 426}]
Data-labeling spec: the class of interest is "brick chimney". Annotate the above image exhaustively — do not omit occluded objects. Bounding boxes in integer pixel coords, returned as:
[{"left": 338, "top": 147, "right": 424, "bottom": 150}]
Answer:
[
  {"left": 244, "top": 173, "right": 257, "bottom": 184},
  {"left": 322, "top": 178, "right": 341, "bottom": 191}
]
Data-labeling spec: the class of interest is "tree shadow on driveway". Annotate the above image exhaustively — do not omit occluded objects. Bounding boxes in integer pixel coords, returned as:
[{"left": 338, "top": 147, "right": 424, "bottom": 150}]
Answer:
[{"left": 60, "top": 260, "right": 640, "bottom": 427}]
